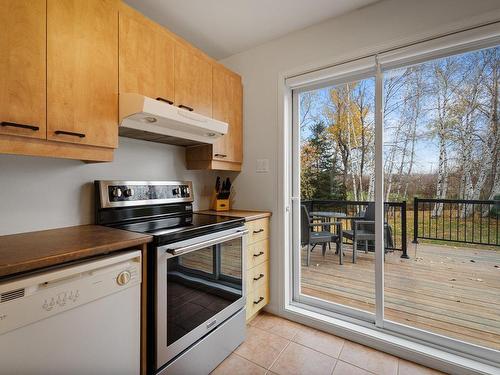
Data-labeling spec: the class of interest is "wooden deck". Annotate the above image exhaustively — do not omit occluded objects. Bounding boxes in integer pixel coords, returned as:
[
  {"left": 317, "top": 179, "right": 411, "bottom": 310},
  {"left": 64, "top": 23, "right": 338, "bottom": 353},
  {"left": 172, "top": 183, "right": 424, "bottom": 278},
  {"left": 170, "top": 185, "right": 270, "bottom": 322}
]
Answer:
[{"left": 301, "top": 242, "right": 500, "bottom": 351}]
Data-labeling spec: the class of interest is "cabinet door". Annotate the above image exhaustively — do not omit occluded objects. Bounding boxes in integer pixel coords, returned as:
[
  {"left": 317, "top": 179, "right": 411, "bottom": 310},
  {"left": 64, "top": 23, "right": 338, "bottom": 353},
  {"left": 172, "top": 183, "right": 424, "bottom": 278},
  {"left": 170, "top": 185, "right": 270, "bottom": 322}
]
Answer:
[
  {"left": 47, "top": 0, "right": 118, "bottom": 148},
  {"left": 0, "top": 0, "right": 46, "bottom": 140},
  {"left": 212, "top": 67, "right": 243, "bottom": 163},
  {"left": 119, "top": 12, "right": 174, "bottom": 102},
  {"left": 174, "top": 44, "right": 212, "bottom": 117}
]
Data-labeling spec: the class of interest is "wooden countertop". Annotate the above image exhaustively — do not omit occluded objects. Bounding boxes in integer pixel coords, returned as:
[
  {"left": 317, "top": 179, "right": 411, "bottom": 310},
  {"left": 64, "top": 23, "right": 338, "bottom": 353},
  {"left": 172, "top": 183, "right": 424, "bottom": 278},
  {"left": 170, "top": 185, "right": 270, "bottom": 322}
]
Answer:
[
  {"left": 0, "top": 225, "right": 152, "bottom": 278},
  {"left": 196, "top": 209, "right": 271, "bottom": 222}
]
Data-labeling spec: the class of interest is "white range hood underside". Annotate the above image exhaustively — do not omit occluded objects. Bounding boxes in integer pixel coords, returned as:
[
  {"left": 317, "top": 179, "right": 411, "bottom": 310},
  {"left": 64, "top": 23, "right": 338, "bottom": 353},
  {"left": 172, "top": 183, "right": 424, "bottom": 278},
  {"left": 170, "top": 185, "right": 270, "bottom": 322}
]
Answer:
[{"left": 119, "top": 93, "right": 228, "bottom": 146}]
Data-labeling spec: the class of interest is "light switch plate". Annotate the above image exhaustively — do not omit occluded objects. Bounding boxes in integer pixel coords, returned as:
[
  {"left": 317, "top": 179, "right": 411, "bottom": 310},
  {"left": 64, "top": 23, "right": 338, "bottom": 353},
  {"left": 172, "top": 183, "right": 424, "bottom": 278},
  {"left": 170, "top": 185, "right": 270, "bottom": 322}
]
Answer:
[{"left": 256, "top": 159, "right": 269, "bottom": 173}]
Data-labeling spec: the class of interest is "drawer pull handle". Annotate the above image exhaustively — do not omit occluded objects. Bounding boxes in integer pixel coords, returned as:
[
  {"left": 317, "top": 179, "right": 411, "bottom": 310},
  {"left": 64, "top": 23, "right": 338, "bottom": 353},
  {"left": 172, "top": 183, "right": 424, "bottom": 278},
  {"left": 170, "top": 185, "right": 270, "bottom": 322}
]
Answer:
[
  {"left": 178, "top": 104, "right": 194, "bottom": 111},
  {"left": 54, "top": 130, "right": 85, "bottom": 138},
  {"left": 214, "top": 153, "right": 227, "bottom": 158},
  {"left": 253, "top": 229, "right": 264, "bottom": 234},
  {"left": 253, "top": 296, "right": 264, "bottom": 305},
  {"left": 253, "top": 273, "right": 265, "bottom": 281},
  {"left": 156, "top": 97, "right": 174, "bottom": 105},
  {"left": 253, "top": 251, "right": 264, "bottom": 257},
  {"left": 1, "top": 121, "right": 39, "bottom": 131}
]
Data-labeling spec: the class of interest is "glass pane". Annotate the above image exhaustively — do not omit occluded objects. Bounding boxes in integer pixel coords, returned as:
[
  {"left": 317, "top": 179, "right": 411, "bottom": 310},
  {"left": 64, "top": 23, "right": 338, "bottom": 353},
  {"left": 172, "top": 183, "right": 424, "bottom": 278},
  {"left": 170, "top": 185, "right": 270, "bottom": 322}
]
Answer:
[
  {"left": 298, "top": 76, "right": 377, "bottom": 314},
  {"left": 383, "top": 45, "right": 500, "bottom": 351},
  {"left": 220, "top": 238, "right": 243, "bottom": 279},
  {"left": 166, "top": 240, "right": 243, "bottom": 346}
]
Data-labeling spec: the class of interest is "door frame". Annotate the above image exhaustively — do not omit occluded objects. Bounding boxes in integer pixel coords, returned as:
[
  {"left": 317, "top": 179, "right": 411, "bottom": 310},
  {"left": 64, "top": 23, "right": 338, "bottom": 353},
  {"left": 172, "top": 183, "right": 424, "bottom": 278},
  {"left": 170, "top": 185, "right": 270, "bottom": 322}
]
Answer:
[{"left": 278, "top": 21, "right": 500, "bottom": 368}]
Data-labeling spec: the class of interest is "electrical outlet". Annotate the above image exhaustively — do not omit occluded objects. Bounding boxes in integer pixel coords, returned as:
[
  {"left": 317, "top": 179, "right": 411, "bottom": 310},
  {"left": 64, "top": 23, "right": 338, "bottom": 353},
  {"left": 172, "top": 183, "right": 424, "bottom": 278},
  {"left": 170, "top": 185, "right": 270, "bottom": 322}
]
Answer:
[{"left": 256, "top": 159, "right": 269, "bottom": 173}]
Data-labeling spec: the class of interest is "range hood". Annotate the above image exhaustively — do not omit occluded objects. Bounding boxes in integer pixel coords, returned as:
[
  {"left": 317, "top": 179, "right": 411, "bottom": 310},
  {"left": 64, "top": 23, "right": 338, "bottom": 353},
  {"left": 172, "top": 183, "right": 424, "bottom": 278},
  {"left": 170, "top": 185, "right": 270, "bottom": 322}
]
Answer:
[{"left": 118, "top": 93, "right": 228, "bottom": 146}]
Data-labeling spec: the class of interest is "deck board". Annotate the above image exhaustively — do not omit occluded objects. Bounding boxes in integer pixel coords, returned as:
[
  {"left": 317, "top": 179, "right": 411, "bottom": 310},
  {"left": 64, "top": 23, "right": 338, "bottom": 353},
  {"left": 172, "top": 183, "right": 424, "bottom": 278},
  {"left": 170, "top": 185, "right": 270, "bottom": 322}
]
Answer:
[{"left": 300, "top": 242, "right": 500, "bottom": 350}]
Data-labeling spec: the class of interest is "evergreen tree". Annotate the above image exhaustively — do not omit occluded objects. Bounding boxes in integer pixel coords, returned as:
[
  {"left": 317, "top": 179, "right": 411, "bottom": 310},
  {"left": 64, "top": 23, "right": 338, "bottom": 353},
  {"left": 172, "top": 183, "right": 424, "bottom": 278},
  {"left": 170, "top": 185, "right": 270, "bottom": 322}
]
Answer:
[{"left": 301, "top": 121, "right": 345, "bottom": 200}]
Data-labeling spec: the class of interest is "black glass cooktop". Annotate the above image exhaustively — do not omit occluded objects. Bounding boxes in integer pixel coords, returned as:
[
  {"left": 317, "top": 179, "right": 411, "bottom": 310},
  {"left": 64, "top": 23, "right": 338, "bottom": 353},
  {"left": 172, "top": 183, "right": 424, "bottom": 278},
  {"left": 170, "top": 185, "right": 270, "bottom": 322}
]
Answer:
[{"left": 113, "top": 213, "right": 244, "bottom": 245}]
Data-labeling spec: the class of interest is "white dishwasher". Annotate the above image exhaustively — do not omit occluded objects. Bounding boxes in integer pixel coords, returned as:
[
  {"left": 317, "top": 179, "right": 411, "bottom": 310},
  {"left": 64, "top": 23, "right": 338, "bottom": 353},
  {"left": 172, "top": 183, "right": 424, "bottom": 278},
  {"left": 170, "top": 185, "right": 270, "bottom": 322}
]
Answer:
[{"left": 0, "top": 250, "right": 142, "bottom": 375}]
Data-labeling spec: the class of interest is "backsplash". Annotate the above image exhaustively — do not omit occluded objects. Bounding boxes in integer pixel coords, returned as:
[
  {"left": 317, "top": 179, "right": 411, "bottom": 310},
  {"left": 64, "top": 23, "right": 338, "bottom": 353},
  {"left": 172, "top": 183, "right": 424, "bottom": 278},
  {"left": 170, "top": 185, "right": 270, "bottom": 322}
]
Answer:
[{"left": 0, "top": 137, "right": 218, "bottom": 235}]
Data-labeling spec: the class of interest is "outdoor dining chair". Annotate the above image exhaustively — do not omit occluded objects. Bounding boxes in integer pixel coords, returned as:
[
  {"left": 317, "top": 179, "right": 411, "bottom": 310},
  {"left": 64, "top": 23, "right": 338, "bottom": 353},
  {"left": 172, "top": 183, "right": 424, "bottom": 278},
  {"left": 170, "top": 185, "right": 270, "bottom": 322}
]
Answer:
[
  {"left": 301, "top": 205, "right": 343, "bottom": 266},
  {"left": 341, "top": 202, "right": 394, "bottom": 263}
]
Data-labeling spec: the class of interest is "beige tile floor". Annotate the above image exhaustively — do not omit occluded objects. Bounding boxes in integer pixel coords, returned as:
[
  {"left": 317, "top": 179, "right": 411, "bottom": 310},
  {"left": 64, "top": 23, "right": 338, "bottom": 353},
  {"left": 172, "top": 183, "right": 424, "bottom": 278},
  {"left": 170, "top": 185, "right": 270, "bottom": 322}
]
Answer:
[{"left": 211, "top": 312, "right": 446, "bottom": 375}]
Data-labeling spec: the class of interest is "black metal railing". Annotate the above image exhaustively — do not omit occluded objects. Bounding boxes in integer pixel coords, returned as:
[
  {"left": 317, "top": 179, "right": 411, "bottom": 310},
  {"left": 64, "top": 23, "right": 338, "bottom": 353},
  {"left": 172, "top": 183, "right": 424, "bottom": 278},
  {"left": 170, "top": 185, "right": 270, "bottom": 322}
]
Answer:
[
  {"left": 413, "top": 197, "right": 499, "bottom": 246},
  {"left": 302, "top": 200, "right": 408, "bottom": 258}
]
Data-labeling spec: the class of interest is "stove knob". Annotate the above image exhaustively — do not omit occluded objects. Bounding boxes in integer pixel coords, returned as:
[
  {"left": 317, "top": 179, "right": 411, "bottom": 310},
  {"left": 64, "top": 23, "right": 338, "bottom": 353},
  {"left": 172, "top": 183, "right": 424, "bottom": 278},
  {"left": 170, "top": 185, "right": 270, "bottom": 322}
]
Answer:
[
  {"left": 112, "top": 188, "right": 122, "bottom": 198},
  {"left": 116, "top": 270, "right": 131, "bottom": 286},
  {"left": 172, "top": 188, "right": 180, "bottom": 195},
  {"left": 124, "top": 188, "right": 135, "bottom": 197}
]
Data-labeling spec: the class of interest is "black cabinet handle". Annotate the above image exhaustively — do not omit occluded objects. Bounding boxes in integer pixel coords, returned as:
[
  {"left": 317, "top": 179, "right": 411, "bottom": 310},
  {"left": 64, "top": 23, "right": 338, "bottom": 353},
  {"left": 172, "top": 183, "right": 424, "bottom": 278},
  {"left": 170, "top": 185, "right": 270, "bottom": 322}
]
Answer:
[
  {"left": 214, "top": 154, "right": 227, "bottom": 158},
  {"left": 253, "top": 229, "right": 264, "bottom": 234},
  {"left": 253, "top": 251, "right": 264, "bottom": 257},
  {"left": 178, "top": 104, "right": 193, "bottom": 111},
  {"left": 1, "top": 121, "right": 39, "bottom": 131},
  {"left": 156, "top": 97, "right": 174, "bottom": 105},
  {"left": 54, "top": 130, "right": 85, "bottom": 138},
  {"left": 253, "top": 273, "right": 265, "bottom": 281},
  {"left": 253, "top": 296, "right": 264, "bottom": 305}
]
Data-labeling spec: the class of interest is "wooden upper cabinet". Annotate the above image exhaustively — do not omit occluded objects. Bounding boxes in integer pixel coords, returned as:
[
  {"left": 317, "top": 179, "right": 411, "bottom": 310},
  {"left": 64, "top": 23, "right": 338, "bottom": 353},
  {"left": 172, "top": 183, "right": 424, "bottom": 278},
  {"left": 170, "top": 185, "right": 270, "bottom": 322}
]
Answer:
[
  {"left": 47, "top": 0, "right": 118, "bottom": 148},
  {"left": 119, "top": 11, "right": 175, "bottom": 102},
  {"left": 0, "top": 0, "right": 46, "bottom": 140},
  {"left": 174, "top": 44, "right": 212, "bottom": 117},
  {"left": 212, "top": 67, "right": 243, "bottom": 163}
]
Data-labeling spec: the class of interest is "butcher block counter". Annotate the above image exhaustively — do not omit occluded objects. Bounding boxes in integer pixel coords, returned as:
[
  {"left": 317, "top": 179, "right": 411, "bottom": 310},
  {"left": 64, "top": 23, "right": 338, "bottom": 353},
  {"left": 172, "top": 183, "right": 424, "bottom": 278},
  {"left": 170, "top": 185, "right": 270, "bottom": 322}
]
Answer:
[
  {"left": 0, "top": 225, "right": 152, "bottom": 278},
  {"left": 196, "top": 209, "right": 271, "bottom": 222}
]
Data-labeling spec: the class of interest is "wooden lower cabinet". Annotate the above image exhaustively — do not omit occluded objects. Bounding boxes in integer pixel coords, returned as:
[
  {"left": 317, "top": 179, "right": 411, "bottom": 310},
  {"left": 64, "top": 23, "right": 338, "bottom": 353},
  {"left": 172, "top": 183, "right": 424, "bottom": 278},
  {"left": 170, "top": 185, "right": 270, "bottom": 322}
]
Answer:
[{"left": 245, "top": 217, "right": 270, "bottom": 321}]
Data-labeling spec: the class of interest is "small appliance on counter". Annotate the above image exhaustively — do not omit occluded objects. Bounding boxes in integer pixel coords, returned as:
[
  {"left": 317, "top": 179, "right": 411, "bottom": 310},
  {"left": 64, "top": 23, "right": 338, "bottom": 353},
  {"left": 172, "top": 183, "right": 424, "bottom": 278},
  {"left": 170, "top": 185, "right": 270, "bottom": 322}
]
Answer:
[
  {"left": 95, "top": 180, "right": 247, "bottom": 375},
  {"left": 213, "top": 176, "right": 232, "bottom": 211}
]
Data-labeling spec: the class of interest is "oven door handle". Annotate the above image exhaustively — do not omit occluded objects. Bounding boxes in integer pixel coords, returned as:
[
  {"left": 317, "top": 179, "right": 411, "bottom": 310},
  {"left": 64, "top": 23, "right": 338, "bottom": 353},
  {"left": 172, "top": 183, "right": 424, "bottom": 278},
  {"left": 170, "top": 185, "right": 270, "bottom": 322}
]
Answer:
[{"left": 164, "top": 229, "right": 249, "bottom": 257}]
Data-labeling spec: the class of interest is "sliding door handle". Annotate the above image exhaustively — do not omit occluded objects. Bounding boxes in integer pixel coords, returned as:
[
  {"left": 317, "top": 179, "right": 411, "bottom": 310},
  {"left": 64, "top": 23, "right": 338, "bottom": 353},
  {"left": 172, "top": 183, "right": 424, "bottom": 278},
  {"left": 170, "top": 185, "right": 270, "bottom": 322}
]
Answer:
[{"left": 1, "top": 121, "right": 39, "bottom": 131}]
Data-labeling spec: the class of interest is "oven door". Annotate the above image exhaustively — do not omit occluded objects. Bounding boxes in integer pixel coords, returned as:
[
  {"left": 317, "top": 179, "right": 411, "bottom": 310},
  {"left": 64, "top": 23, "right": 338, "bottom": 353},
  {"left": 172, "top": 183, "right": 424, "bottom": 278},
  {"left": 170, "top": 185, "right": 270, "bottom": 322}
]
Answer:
[{"left": 155, "top": 226, "right": 247, "bottom": 369}]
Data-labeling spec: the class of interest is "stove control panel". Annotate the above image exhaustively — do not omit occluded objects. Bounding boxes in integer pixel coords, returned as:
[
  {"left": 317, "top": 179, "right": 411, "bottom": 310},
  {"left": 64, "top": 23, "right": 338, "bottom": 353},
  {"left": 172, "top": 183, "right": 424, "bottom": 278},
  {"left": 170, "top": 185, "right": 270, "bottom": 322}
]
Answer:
[{"left": 97, "top": 181, "right": 193, "bottom": 208}]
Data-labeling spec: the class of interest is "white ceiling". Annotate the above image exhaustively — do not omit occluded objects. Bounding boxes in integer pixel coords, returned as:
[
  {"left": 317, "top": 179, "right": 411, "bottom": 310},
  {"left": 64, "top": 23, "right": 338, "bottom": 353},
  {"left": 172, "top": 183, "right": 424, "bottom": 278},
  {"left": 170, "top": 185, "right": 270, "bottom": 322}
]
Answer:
[{"left": 124, "top": 0, "right": 380, "bottom": 60}]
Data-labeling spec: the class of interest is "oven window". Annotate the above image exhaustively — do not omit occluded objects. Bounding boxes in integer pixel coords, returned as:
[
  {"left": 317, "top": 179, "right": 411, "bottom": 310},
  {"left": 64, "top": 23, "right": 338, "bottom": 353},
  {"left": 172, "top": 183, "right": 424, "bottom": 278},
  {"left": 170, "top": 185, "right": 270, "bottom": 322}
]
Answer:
[{"left": 166, "top": 237, "right": 243, "bottom": 346}]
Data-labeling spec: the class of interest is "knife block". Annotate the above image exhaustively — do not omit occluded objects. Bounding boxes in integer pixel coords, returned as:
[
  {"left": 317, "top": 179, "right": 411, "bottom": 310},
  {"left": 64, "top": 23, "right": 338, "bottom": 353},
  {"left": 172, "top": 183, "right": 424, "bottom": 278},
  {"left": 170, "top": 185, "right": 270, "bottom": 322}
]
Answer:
[
  {"left": 212, "top": 198, "right": 230, "bottom": 211},
  {"left": 212, "top": 189, "right": 230, "bottom": 211}
]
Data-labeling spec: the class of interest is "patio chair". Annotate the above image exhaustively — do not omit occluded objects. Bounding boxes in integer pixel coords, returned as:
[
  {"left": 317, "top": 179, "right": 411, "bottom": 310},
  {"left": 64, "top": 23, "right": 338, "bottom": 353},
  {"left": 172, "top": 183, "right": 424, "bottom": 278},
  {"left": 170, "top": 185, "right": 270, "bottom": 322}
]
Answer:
[
  {"left": 342, "top": 203, "right": 394, "bottom": 263},
  {"left": 301, "top": 205, "right": 343, "bottom": 266}
]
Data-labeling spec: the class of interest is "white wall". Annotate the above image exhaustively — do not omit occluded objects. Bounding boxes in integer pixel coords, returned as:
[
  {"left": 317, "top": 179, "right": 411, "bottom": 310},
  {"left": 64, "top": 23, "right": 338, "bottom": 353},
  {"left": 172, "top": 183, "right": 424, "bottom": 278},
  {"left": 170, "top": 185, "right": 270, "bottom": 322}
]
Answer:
[
  {"left": 0, "top": 137, "right": 220, "bottom": 235},
  {"left": 220, "top": 0, "right": 500, "bottom": 314}
]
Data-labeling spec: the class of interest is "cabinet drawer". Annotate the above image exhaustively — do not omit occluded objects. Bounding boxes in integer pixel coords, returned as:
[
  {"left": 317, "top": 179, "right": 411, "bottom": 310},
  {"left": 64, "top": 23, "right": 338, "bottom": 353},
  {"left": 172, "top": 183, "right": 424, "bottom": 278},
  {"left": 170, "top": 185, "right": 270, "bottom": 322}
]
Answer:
[
  {"left": 246, "top": 239, "right": 269, "bottom": 270},
  {"left": 246, "top": 261, "right": 268, "bottom": 294},
  {"left": 245, "top": 218, "right": 269, "bottom": 244},
  {"left": 246, "top": 284, "right": 269, "bottom": 320}
]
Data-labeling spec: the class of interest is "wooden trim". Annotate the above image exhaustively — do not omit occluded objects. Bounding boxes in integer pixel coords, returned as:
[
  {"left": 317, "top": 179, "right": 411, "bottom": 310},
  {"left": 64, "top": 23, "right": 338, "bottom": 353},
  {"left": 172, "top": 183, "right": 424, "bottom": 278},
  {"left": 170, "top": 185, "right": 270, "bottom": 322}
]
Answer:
[
  {"left": 0, "top": 134, "right": 114, "bottom": 162},
  {"left": 186, "top": 159, "right": 242, "bottom": 171}
]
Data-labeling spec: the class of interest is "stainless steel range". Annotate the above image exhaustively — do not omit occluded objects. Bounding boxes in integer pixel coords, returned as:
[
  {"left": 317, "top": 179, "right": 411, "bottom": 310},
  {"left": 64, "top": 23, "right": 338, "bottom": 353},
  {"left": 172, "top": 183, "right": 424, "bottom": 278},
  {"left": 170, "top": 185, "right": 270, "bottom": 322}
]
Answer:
[{"left": 95, "top": 180, "right": 247, "bottom": 375}]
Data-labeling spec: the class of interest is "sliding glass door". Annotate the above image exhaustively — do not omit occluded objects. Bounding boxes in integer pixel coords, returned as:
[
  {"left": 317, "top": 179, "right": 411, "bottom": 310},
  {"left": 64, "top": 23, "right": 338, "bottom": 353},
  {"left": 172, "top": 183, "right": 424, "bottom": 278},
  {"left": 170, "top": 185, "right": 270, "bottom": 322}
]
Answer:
[
  {"left": 381, "top": 44, "right": 500, "bottom": 354},
  {"left": 290, "top": 59, "right": 380, "bottom": 322},
  {"left": 288, "top": 24, "right": 500, "bottom": 364}
]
